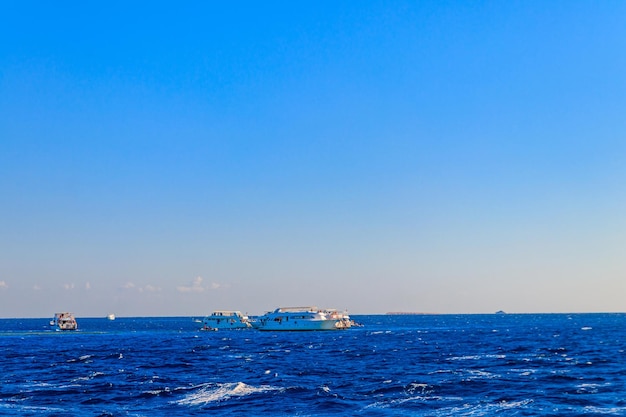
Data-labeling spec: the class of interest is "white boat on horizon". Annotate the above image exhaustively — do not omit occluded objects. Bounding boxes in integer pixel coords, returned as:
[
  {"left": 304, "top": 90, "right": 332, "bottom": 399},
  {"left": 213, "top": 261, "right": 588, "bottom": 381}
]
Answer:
[
  {"left": 51, "top": 312, "right": 78, "bottom": 331},
  {"left": 256, "top": 307, "right": 339, "bottom": 331},
  {"left": 107, "top": 313, "right": 116, "bottom": 321},
  {"left": 202, "top": 311, "right": 252, "bottom": 330}
]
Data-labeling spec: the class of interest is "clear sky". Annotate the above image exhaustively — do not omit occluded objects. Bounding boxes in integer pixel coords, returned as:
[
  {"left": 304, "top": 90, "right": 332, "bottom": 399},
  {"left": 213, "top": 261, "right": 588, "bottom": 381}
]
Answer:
[{"left": 1, "top": 1, "right": 625, "bottom": 318}]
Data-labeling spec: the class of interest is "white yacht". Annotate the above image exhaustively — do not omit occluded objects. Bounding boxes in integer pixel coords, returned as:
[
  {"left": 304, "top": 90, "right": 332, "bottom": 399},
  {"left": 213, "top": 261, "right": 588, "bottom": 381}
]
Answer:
[
  {"left": 51, "top": 312, "right": 78, "bottom": 331},
  {"left": 202, "top": 311, "right": 252, "bottom": 330},
  {"left": 256, "top": 307, "right": 339, "bottom": 331}
]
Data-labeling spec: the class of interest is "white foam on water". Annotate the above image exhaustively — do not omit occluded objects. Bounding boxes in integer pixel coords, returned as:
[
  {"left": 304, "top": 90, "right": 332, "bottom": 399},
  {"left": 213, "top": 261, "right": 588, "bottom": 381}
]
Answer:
[
  {"left": 583, "top": 405, "right": 626, "bottom": 415},
  {"left": 67, "top": 354, "right": 94, "bottom": 363},
  {"left": 431, "top": 369, "right": 452, "bottom": 373},
  {"left": 448, "top": 355, "right": 481, "bottom": 361},
  {"left": 461, "top": 369, "right": 500, "bottom": 381},
  {"left": 430, "top": 399, "right": 534, "bottom": 416},
  {"left": 175, "top": 382, "right": 283, "bottom": 406},
  {"left": 20, "top": 381, "right": 53, "bottom": 388},
  {"left": 448, "top": 354, "right": 506, "bottom": 361},
  {"left": 576, "top": 382, "right": 612, "bottom": 394},
  {"left": 364, "top": 395, "right": 464, "bottom": 410},
  {"left": 485, "top": 354, "right": 506, "bottom": 359},
  {"left": 72, "top": 371, "right": 106, "bottom": 382},
  {"left": 0, "top": 403, "right": 68, "bottom": 414},
  {"left": 405, "top": 383, "right": 432, "bottom": 395},
  {"left": 144, "top": 387, "right": 171, "bottom": 396},
  {"left": 510, "top": 368, "right": 537, "bottom": 376}
]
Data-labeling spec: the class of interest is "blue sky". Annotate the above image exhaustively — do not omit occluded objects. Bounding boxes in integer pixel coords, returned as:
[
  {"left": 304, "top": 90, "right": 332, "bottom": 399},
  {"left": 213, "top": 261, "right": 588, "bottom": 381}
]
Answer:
[{"left": 1, "top": 1, "right": 625, "bottom": 317}]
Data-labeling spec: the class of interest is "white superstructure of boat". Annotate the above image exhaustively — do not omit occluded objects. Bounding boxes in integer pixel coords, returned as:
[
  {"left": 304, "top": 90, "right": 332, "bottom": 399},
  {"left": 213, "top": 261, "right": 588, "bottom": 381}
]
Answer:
[
  {"left": 202, "top": 311, "right": 252, "bottom": 330},
  {"left": 107, "top": 313, "right": 116, "bottom": 321},
  {"left": 323, "top": 309, "right": 358, "bottom": 329},
  {"left": 256, "top": 307, "right": 339, "bottom": 331},
  {"left": 51, "top": 312, "right": 78, "bottom": 331}
]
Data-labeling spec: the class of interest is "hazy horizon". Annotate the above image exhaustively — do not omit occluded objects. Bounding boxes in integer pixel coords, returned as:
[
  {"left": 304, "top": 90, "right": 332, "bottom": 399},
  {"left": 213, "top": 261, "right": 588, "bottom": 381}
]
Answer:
[{"left": 3, "top": 311, "right": 625, "bottom": 320}]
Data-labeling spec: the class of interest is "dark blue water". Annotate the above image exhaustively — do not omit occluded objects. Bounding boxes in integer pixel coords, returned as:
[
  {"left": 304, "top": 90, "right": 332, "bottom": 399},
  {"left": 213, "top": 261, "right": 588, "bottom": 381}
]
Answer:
[{"left": 1, "top": 314, "right": 625, "bottom": 416}]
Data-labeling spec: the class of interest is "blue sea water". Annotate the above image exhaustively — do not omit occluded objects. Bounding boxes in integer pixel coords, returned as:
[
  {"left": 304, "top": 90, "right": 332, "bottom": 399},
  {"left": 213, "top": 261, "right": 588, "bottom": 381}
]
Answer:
[{"left": 1, "top": 314, "right": 625, "bottom": 416}]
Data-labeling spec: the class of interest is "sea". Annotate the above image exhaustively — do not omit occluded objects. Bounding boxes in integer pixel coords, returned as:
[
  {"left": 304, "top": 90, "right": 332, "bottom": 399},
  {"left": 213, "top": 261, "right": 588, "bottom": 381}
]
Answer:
[{"left": 1, "top": 313, "right": 625, "bottom": 416}]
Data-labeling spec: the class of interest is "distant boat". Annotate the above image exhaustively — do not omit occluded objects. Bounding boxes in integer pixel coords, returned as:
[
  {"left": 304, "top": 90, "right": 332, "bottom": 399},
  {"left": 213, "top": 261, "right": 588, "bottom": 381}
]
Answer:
[
  {"left": 51, "top": 312, "right": 78, "bottom": 331},
  {"left": 107, "top": 314, "right": 116, "bottom": 321},
  {"left": 256, "top": 307, "right": 340, "bottom": 331},
  {"left": 495, "top": 310, "right": 506, "bottom": 315},
  {"left": 202, "top": 311, "right": 252, "bottom": 330}
]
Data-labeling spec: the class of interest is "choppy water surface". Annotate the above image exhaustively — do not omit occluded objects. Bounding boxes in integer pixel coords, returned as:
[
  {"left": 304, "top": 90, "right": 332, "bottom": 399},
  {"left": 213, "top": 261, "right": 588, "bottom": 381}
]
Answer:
[{"left": 1, "top": 314, "right": 625, "bottom": 416}]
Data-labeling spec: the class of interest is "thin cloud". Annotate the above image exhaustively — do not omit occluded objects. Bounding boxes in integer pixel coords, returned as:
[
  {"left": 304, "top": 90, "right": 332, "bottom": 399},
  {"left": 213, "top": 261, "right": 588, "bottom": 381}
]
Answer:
[
  {"left": 121, "top": 281, "right": 161, "bottom": 293},
  {"left": 0, "top": 281, "right": 8, "bottom": 290},
  {"left": 33, "top": 284, "right": 43, "bottom": 291},
  {"left": 177, "top": 276, "right": 206, "bottom": 293},
  {"left": 139, "top": 284, "right": 162, "bottom": 293},
  {"left": 177, "top": 277, "right": 226, "bottom": 293},
  {"left": 85, "top": 282, "right": 91, "bottom": 290},
  {"left": 63, "top": 283, "right": 75, "bottom": 290}
]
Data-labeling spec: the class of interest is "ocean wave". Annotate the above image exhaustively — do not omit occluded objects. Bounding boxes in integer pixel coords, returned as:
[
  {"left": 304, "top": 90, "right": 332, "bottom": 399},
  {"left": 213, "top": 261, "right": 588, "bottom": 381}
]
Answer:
[
  {"left": 66, "top": 354, "right": 94, "bottom": 363},
  {"left": 576, "top": 382, "right": 613, "bottom": 394},
  {"left": 174, "top": 382, "right": 283, "bottom": 406},
  {"left": 364, "top": 394, "right": 464, "bottom": 410},
  {"left": 430, "top": 399, "right": 534, "bottom": 416},
  {"left": 72, "top": 371, "right": 107, "bottom": 382},
  {"left": 448, "top": 354, "right": 506, "bottom": 361},
  {"left": 583, "top": 405, "right": 626, "bottom": 415},
  {"left": 0, "top": 403, "right": 69, "bottom": 414},
  {"left": 139, "top": 387, "right": 172, "bottom": 398}
]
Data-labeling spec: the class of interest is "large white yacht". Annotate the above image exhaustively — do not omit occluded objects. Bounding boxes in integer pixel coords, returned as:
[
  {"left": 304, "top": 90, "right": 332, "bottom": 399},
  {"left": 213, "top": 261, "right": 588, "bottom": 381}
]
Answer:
[
  {"left": 202, "top": 311, "right": 252, "bottom": 330},
  {"left": 50, "top": 312, "right": 78, "bottom": 331},
  {"left": 256, "top": 307, "right": 339, "bottom": 331}
]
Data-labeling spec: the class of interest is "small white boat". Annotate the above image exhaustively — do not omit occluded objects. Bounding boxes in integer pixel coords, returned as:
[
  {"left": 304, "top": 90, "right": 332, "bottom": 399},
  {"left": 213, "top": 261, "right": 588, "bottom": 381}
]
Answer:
[
  {"left": 256, "top": 307, "right": 339, "bottom": 331},
  {"left": 107, "top": 313, "right": 116, "bottom": 321},
  {"left": 51, "top": 312, "right": 78, "bottom": 331},
  {"left": 202, "top": 311, "right": 252, "bottom": 330}
]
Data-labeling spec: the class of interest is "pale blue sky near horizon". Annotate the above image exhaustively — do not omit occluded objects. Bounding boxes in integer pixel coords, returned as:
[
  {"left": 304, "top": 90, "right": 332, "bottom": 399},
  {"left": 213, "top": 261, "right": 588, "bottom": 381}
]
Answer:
[{"left": 1, "top": 1, "right": 625, "bottom": 318}]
